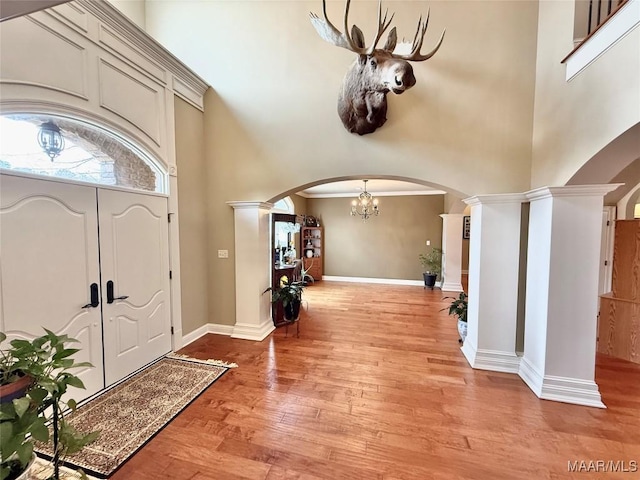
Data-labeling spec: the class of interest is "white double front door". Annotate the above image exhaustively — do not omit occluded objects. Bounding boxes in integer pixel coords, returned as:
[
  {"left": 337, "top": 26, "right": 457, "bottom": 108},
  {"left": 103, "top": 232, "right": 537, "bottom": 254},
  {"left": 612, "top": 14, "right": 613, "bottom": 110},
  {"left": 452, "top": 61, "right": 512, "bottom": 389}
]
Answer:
[{"left": 0, "top": 174, "right": 172, "bottom": 400}]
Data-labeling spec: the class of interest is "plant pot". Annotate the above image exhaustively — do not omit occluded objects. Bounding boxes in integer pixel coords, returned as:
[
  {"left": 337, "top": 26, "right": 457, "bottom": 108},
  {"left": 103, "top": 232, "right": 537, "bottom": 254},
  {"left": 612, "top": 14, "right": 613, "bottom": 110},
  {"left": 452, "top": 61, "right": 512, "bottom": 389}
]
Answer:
[
  {"left": 0, "top": 374, "right": 32, "bottom": 403},
  {"left": 284, "top": 299, "right": 301, "bottom": 321},
  {"left": 457, "top": 319, "right": 467, "bottom": 343},
  {"left": 3, "top": 453, "right": 36, "bottom": 480},
  {"left": 423, "top": 273, "right": 437, "bottom": 289}
]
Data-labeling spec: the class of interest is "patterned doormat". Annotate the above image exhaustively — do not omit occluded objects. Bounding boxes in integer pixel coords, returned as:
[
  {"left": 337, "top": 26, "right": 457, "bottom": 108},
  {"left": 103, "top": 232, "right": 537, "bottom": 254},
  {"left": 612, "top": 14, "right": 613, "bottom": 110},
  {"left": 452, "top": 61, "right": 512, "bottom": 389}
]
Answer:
[{"left": 35, "top": 354, "right": 234, "bottom": 478}]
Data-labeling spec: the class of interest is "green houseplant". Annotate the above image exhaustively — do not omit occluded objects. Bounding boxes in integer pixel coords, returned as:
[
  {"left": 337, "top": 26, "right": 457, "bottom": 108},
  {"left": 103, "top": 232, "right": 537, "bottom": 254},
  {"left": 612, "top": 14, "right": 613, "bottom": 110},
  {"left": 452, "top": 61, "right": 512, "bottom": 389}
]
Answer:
[
  {"left": 0, "top": 330, "right": 99, "bottom": 480},
  {"left": 418, "top": 247, "right": 442, "bottom": 289},
  {"left": 263, "top": 276, "right": 305, "bottom": 322},
  {"left": 441, "top": 292, "right": 468, "bottom": 343}
]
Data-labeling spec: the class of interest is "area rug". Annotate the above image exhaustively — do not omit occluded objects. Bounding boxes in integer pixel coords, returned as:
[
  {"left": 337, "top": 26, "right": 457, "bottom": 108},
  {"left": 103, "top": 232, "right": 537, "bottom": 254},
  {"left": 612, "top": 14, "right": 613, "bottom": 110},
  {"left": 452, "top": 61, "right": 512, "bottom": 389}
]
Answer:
[{"left": 35, "top": 354, "right": 234, "bottom": 478}]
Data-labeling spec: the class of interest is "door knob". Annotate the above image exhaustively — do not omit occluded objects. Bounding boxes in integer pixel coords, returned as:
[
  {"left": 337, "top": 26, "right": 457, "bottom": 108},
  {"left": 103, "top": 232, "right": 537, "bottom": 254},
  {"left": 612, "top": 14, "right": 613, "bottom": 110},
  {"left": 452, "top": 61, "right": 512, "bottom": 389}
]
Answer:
[
  {"left": 82, "top": 283, "right": 100, "bottom": 308},
  {"left": 106, "top": 280, "right": 129, "bottom": 304}
]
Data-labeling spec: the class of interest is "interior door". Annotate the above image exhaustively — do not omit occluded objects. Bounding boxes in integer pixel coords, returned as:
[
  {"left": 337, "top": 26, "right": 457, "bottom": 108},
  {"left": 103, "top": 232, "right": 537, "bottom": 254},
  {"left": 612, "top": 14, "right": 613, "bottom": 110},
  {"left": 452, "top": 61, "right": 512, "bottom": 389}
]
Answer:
[
  {"left": 98, "top": 189, "right": 171, "bottom": 386},
  {"left": 0, "top": 174, "right": 105, "bottom": 400}
]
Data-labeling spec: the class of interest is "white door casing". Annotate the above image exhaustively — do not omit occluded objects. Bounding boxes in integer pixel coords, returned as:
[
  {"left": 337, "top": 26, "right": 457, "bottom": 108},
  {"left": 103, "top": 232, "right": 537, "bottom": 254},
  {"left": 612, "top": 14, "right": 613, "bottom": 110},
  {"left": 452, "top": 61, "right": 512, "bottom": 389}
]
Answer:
[
  {"left": 98, "top": 189, "right": 171, "bottom": 386},
  {"left": 0, "top": 174, "right": 105, "bottom": 399}
]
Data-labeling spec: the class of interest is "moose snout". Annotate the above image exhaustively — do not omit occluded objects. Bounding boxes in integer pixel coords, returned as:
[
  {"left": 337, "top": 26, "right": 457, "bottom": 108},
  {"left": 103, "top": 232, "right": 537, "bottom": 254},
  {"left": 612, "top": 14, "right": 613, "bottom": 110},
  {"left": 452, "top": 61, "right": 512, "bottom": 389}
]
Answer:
[{"left": 391, "top": 70, "right": 416, "bottom": 94}]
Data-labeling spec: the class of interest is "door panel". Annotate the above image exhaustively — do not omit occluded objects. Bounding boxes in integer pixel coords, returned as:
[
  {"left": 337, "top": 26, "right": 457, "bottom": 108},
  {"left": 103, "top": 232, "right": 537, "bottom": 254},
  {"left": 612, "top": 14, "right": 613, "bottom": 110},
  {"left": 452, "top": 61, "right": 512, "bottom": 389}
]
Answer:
[
  {"left": 0, "top": 174, "right": 105, "bottom": 400},
  {"left": 98, "top": 189, "right": 171, "bottom": 386}
]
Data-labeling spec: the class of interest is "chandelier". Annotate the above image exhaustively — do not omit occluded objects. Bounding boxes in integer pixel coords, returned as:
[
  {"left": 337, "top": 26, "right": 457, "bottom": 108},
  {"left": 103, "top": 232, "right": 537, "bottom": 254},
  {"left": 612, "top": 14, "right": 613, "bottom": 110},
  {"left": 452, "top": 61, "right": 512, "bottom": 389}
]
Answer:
[
  {"left": 38, "top": 121, "right": 65, "bottom": 161},
  {"left": 350, "top": 179, "right": 379, "bottom": 221}
]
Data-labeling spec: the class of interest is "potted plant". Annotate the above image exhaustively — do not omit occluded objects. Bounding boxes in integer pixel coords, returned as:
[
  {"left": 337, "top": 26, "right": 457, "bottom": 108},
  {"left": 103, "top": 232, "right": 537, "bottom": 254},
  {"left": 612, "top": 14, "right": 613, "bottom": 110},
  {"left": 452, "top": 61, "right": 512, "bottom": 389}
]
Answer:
[
  {"left": 263, "top": 276, "right": 305, "bottom": 322},
  {"left": 442, "top": 292, "right": 468, "bottom": 343},
  {"left": 418, "top": 247, "right": 442, "bottom": 289},
  {"left": 0, "top": 329, "right": 99, "bottom": 480}
]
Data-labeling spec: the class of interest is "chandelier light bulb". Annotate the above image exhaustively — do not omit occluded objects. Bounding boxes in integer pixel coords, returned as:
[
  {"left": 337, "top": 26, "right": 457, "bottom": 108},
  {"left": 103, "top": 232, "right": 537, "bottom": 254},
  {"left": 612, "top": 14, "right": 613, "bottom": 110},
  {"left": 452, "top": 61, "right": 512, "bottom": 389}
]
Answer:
[{"left": 350, "top": 179, "right": 380, "bottom": 221}]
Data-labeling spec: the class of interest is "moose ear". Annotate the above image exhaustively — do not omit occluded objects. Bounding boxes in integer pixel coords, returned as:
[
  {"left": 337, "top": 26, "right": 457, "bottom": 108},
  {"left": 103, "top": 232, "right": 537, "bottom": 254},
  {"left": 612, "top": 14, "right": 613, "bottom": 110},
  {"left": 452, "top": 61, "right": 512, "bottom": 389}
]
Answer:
[
  {"left": 350, "top": 25, "right": 366, "bottom": 49},
  {"left": 383, "top": 27, "right": 397, "bottom": 52}
]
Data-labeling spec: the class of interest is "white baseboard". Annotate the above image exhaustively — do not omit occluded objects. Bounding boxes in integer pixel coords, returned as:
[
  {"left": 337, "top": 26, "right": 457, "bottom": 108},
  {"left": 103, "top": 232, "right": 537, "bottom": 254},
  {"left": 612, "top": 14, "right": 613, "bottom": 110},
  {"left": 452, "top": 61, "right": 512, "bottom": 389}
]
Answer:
[
  {"left": 322, "top": 275, "right": 431, "bottom": 287},
  {"left": 181, "top": 322, "right": 235, "bottom": 348},
  {"left": 231, "top": 318, "right": 275, "bottom": 341},
  {"left": 539, "top": 375, "right": 605, "bottom": 409},
  {"left": 467, "top": 348, "right": 520, "bottom": 374},
  {"left": 518, "top": 356, "right": 544, "bottom": 395},
  {"left": 461, "top": 339, "right": 478, "bottom": 367},
  {"left": 518, "top": 357, "right": 605, "bottom": 408},
  {"left": 441, "top": 282, "right": 464, "bottom": 292}
]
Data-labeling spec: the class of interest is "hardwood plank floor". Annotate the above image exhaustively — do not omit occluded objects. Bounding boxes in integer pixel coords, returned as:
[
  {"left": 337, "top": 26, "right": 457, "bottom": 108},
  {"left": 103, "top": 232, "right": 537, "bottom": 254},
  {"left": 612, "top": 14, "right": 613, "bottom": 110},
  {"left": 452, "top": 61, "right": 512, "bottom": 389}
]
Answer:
[{"left": 110, "top": 282, "right": 640, "bottom": 479}]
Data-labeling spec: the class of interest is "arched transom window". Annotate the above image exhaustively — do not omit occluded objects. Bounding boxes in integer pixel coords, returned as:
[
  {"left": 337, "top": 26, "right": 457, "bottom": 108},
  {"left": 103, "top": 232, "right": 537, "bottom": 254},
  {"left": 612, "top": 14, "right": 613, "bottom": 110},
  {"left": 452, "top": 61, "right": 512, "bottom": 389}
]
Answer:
[{"left": 0, "top": 114, "right": 166, "bottom": 193}]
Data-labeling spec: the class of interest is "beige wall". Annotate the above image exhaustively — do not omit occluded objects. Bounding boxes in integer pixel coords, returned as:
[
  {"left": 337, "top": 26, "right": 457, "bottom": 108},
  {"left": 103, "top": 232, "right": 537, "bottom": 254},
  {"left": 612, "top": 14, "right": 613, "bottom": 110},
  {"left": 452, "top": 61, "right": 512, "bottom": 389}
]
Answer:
[
  {"left": 175, "top": 97, "right": 209, "bottom": 335},
  {"left": 144, "top": 0, "right": 540, "bottom": 326},
  {"left": 305, "top": 195, "right": 444, "bottom": 280},
  {"left": 290, "top": 193, "right": 307, "bottom": 216},
  {"left": 145, "top": 0, "right": 538, "bottom": 200},
  {"left": 108, "top": 0, "right": 146, "bottom": 29},
  {"left": 531, "top": 1, "right": 640, "bottom": 188}
]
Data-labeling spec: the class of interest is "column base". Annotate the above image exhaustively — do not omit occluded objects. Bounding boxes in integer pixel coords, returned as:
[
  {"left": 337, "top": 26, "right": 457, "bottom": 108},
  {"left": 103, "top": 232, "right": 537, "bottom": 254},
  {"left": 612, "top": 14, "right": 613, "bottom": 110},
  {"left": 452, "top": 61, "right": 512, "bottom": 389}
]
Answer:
[
  {"left": 461, "top": 342, "right": 520, "bottom": 373},
  {"left": 441, "top": 282, "right": 464, "bottom": 292},
  {"left": 231, "top": 318, "right": 275, "bottom": 341},
  {"left": 518, "top": 357, "right": 605, "bottom": 408}
]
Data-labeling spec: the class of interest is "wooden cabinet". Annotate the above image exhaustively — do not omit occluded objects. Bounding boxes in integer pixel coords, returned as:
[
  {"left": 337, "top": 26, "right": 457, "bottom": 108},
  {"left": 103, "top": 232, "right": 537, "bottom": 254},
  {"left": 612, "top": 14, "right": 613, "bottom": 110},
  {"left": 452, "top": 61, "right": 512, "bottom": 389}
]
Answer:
[
  {"left": 598, "top": 219, "right": 640, "bottom": 364},
  {"left": 300, "top": 226, "right": 323, "bottom": 281},
  {"left": 271, "top": 213, "right": 303, "bottom": 327}
]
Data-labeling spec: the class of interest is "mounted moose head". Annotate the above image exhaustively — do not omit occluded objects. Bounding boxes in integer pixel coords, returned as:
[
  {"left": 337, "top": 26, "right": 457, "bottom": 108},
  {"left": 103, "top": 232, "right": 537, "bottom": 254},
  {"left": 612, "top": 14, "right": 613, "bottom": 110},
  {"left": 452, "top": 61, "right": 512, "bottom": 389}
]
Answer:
[{"left": 310, "top": 0, "right": 445, "bottom": 135}]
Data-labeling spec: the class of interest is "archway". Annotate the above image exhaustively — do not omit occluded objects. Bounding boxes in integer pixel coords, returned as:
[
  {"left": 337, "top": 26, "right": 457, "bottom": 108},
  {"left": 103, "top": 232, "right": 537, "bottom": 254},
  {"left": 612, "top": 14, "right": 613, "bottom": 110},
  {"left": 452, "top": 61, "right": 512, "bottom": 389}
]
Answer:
[{"left": 227, "top": 175, "right": 471, "bottom": 341}]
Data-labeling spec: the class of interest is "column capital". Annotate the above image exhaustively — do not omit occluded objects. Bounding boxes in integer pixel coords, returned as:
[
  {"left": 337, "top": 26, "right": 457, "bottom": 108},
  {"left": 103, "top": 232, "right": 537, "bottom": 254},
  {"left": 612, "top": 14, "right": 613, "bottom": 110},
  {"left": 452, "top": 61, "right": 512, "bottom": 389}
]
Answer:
[
  {"left": 439, "top": 213, "right": 465, "bottom": 219},
  {"left": 226, "top": 201, "right": 273, "bottom": 210},
  {"left": 464, "top": 193, "right": 526, "bottom": 206},
  {"left": 525, "top": 184, "right": 623, "bottom": 201}
]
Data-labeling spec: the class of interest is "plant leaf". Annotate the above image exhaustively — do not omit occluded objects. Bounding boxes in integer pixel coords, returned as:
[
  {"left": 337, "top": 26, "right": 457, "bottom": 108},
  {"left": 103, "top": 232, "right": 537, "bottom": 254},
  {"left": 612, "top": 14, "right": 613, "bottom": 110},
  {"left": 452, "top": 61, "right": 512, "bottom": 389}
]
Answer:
[{"left": 12, "top": 397, "right": 30, "bottom": 418}]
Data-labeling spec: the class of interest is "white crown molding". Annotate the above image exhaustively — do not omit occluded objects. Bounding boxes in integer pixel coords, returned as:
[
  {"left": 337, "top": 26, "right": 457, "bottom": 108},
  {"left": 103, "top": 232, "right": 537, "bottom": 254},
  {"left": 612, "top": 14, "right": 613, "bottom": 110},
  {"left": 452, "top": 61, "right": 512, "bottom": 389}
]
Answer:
[
  {"left": 464, "top": 193, "right": 527, "bottom": 206},
  {"left": 526, "top": 184, "right": 624, "bottom": 201},
  {"left": 226, "top": 201, "right": 273, "bottom": 210},
  {"left": 75, "top": 0, "right": 209, "bottom": 108}
]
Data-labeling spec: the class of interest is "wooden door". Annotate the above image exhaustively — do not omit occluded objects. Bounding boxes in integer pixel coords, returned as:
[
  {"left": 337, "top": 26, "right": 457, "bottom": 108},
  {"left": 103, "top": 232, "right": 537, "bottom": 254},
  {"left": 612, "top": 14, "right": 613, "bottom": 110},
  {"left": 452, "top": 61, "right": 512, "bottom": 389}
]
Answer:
[
  {"left": 98, "top": 189, "right": 171, "bottom": 386},
  {"left": 0, "top": 174, "right": 105, "bottom": 400}
]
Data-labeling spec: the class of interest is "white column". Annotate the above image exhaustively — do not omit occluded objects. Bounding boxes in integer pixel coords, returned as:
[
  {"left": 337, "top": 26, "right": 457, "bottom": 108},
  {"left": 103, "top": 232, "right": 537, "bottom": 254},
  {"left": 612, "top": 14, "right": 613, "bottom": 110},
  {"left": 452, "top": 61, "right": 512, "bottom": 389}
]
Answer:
[
  {"left": 461, "top": 194, "right": 526, "bottom": 373},
  {"left": 518, "top": 185, "right": 621, "bottom": 408},
  {"left": 227, "top": 201, "right": 275, "bottom": 341},
  {"left": 440, "top": 214, "right": 464, "bottom": 292}
]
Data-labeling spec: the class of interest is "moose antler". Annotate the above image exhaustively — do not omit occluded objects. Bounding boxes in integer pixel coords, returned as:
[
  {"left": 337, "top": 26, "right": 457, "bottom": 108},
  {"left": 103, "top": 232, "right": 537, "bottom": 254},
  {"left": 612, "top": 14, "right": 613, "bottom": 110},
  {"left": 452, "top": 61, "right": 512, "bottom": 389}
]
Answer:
[
  {"left": 309, "top": 0, "right": 393, "bottom": 55},
  {"left": 392, "top": 10, "right": 446, "bottom": 62},
  {"left": 310, "top": 0, "right": 444, "bottom": 60}
]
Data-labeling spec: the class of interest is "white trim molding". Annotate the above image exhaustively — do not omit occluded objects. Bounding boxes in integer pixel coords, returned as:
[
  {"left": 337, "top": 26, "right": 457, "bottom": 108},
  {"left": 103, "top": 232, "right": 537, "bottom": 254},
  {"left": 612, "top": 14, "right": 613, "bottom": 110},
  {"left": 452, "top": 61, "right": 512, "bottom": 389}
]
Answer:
[
  {"left": 519, "top": 358, "right": 605, "bottom": 408},
  {"left": 231, "top": 319, "right": 275, "bottom": 341},
  {"left": 526, "top": 184, "right": 624, "bottom": 201},
  {"left": 564, "top": 0, "right": 640, "bottom": 80},
  {"left": 180, "top": 323, "right": 235, "bottom": 348},
  {"left": 462, "top": 346, "right": 521, "bottom": 374},
  {"left": 322, "top": 275, "right": 437, "bottom": 287}
]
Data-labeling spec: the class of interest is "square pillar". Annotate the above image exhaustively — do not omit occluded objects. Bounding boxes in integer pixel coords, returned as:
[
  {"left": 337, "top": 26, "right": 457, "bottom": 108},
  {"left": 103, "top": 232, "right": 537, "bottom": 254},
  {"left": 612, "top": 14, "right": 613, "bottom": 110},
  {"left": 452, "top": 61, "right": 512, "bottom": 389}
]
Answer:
[
  {"left": 440, "top": 214, "right": 464, "bottom": 292},
  {"left": 519, "top": 185, "right": 621, "bottom": 408},
  {"left": 461, "top": 194, "right": 526, "bottom": 373},
  {"left": 227, "top": 201, "right": 275, "bottom": 341}
]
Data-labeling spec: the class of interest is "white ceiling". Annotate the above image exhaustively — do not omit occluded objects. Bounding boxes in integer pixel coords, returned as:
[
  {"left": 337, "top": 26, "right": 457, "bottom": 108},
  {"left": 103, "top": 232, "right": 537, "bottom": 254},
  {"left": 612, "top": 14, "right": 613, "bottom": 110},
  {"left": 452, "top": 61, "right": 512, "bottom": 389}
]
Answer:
[{"left": 297, "top": 180, "right": 446, "bottom": 198}]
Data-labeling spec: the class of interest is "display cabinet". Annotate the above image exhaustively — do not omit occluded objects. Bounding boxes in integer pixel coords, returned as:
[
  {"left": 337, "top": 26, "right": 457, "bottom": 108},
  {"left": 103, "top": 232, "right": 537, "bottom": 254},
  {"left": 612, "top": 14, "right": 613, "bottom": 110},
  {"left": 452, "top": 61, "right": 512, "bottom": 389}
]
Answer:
[{"left": 300, "top": 226, "right": 323, "bottom": 282}]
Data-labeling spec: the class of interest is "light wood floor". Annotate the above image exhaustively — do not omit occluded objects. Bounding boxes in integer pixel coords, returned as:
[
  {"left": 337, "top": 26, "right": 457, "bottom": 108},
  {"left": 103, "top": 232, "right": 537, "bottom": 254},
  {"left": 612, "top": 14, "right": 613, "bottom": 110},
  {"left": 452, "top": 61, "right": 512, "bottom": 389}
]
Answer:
[{"left": 111, "top": 282, "right": 640, "bottom": 480}]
